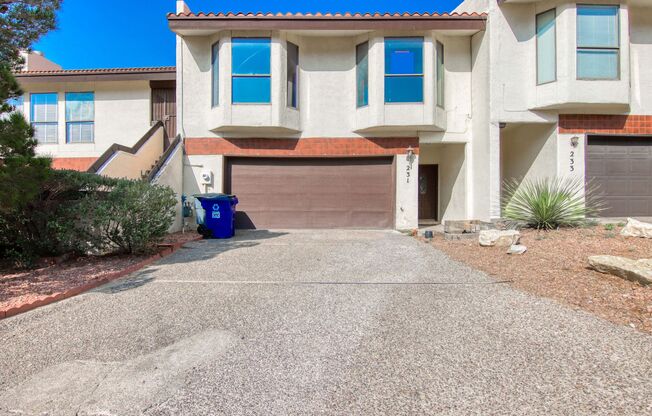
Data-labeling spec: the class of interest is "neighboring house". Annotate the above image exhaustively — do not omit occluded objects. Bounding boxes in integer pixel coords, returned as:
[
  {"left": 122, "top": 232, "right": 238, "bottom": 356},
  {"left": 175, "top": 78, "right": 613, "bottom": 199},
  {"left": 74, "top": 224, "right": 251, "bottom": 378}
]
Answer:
[
  {"left": 13, "top": 52, "right": 177, "bottom": 172},
  {"left": 453, "top": 0, "right": 652, "bottom": 219}
]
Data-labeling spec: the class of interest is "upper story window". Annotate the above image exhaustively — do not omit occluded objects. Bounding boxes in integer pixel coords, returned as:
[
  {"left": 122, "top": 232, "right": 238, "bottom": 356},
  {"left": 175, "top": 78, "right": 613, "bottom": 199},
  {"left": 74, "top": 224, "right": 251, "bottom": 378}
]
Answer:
[
  {"left": 577, "top": 5, "right": 619, "bottom": 80},
  {"left": 356, "top": 42, "right": 369, "bottom": 108},
  {"left": 30, "top": 93, "right": 58, "bottom": 144},
  {"left": 65, "top": 92, "right": 94, "bottom": 143},
  {"left": 436, "top": 41, "right": 445, "bottom": 107},
  {"left": 232, "top": 38, "right": 271, "bottom": 104},
  {"left": 211, "top": 42, "right": 219, "bottom": 107},
  {"left": 6, "top": 95, "right": 23, "bottom": 113},
  {"left": 536, "top": 8, "right": 556, "bottom": 85},
  {"left": 287, "top": 41, "right": 299, "bottom": 108},
  {"left": 384, "top": 37, "right": 424, "bottom": 103}
]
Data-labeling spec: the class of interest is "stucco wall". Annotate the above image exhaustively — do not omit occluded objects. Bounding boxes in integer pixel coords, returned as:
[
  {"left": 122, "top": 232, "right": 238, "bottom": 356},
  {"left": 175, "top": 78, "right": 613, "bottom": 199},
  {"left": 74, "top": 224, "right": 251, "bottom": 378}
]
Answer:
[
  {"left": 152, "top": 142, "right": 184, "bottom": 232},
  {"left": 19, "top": 81, "right": 153, "bottom": 158},
  {"left": 501, "top": 123, "right": 558, "bottom": 198},
  {"left": 97, "top": 125, "right": 165, "bottom": 180},
  {"left": 395, "top": 154, "right": 419, "bottom": 230},
  {"left": 179, "top": 30, "right": 473, "bottom": 139},
  {"left": 419, "top": 144, "right": 468, "bottom": 222}
]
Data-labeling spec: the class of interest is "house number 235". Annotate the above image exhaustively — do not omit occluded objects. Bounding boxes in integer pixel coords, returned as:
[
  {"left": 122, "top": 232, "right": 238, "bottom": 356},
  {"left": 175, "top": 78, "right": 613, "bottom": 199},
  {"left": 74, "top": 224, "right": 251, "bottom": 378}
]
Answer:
[{"left": 569, "top": 151, "right": 575, "bottom": 172}]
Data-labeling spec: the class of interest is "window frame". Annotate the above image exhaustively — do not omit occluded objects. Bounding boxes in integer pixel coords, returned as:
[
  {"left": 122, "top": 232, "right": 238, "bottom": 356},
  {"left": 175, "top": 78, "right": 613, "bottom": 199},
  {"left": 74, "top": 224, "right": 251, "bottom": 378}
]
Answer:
[
  {"left": 65, "top": 91, "right": 95, "bottom": 144},
  {"left": 30, "top": 92, "right": 58, "bottom": 144},
  {"left": 211, "top": 41, "right": 219, "bottom": 108},
  {"left": 436, "top": 40, "right": 445, "bottom": 108},
  {"left": 384, "top": 36, "right": 425, "bottom": 104},
  {"left": 231, "top": 37, "right": 272, "bottom": 104},
  {"left": 356, "top": 41, "right": 369, "bottom": 108},
  {"left": 536, "top": 8, "right": 557, "bottom": 86},
  {"left": 576, "top": 4, "right": 620, "bottom": 81},
  {"left": 286, "top": 41, "right": 299, "bottom": 109}
]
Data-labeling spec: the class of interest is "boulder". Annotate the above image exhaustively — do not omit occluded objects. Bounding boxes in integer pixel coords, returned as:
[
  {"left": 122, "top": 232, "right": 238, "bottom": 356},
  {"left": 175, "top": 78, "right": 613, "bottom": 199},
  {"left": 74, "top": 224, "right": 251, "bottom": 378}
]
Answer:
[
  {"left": 507, "top": 244, "right": 527, "bottom": 255},
  {"left": 588, "top": 255, "right": 652, "bottom": 286},
  {"left": 479, "top": 230, "right": 520, "bottom": 247},
  {"left": 620, "top": 218, "right": 652, "bottom": 239}
]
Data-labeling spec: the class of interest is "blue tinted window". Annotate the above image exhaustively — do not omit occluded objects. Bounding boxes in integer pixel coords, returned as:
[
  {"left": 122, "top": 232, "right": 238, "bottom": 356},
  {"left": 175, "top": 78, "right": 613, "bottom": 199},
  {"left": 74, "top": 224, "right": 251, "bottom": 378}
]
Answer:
[
  {"left": 233, "top": 77, "right": 271, "bottom": 103},
  {"left": 385, "top": 77, "right": 424, "bottom": 103},
  {"left": 7, "top": 95, "right": 23, "bottom": 112},
  {"left": 385, "top": 37, "right": 423, "bottom": 75},
  {"left": 211, "top": 42, "right": 219, "bottom": 107},
  {"left": 356, "top": 42, "right": 369, "bottom": 107},
  {"left": 232, "top": 38, "right": 271, "bottom": 104},
  {"left": 385, "top": 37, "right": 423, "bottom": 103},
  {"left": 232, "top": 38, "right": 271, "bottom": 75},
  {"left": 577, "top": 5, "right": 619, "bottom": 80}
]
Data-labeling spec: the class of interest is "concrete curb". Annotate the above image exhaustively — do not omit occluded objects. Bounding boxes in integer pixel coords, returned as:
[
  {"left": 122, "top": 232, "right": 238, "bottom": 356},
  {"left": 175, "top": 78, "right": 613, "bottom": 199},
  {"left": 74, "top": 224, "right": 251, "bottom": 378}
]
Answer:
[{"left": 0, "top": 235, "right": 202, "bottom": 320}]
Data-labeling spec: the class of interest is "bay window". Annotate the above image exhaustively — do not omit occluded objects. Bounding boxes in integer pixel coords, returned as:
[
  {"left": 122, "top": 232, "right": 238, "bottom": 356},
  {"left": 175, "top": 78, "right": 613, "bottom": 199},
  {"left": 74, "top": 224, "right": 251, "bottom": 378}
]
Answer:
[
  {"left": 287, "top": 41, "right": 299, "bottom": 108},
  {"left": 577, "top": 5, "right": 619, "bottom": 80},
  {"left": 436, "top": 41, "right": 445, "bottom": 107},
  {"left": 384, "top": 37, "right": 424, "bottom": 103},
  {"left": 356, "top": 41, "right": 369, "bottom": 107},
  {"left": 536, "top": 9, "right": 556, "bottom": 85},
  {"left": 232, "top": 38, "right": 271, "bottom": 104},
  {"left": 211, "top": 41, "right": 219, "bottom": 107}
]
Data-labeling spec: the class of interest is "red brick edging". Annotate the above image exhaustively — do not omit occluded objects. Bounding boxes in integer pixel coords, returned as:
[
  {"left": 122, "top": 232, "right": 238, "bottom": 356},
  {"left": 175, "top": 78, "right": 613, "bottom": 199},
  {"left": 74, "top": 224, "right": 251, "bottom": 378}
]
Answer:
[{"left": 0, "top": 236, "right": 202, "bottom": 320}]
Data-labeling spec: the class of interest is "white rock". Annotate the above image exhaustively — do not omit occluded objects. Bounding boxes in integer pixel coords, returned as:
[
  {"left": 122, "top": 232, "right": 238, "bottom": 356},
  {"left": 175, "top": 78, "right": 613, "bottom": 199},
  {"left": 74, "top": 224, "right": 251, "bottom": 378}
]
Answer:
[
  {"left": 588, "top": 255, "right": 652, "bottom": 286},
  {"left": 479, "top": 230, "right": 520, "bottom": 247},
  {"left": 507, "top": 244, "right": 527, "bottom": 255},
  {"left": 620, "top": 218, "right": 652, "bottom": 239}
]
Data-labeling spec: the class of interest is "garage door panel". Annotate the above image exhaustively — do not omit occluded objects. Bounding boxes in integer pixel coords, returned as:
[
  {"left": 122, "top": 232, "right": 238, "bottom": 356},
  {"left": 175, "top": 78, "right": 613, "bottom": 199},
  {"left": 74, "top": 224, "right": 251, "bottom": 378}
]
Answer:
[
  {"left": 587, "top": 136, "right": 652, "bottom": 217},
  {"left": 226, "top": 157, "right": 394, "bottom": 229}
]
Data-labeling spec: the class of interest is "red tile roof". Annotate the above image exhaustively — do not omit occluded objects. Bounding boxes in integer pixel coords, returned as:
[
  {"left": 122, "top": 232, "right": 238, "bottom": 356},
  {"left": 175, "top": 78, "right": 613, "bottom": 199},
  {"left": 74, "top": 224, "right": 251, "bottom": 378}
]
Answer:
[
  {"left": 14, "top": 67, "right": 176, "bottom": 83},
  {"left": 16, "top": 66, "right": 176, "bottom": 76},
  {"left": 168, "top": 11, "right": 486, "bottom": 18}
]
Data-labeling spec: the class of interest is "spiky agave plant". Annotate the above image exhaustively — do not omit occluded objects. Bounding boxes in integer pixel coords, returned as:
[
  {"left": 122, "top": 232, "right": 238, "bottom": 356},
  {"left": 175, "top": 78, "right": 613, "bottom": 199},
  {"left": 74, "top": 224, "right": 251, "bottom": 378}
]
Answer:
[{"left": 502, "top": 177, "right": 604, "bottom": 230}]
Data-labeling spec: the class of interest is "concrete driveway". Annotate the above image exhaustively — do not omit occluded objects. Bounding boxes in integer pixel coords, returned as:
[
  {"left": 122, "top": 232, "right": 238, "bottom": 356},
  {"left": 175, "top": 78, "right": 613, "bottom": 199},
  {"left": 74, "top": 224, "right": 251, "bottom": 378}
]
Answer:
[{"left": 1, "top": 230, "right": 651, "bottom": 415}]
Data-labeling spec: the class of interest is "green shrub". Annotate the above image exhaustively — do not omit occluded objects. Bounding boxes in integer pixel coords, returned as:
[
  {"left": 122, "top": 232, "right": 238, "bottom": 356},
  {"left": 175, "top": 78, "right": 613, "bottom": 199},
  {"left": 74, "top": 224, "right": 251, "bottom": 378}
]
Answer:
[
  {"left": 604, "top": 223, "right": 615, "bottom": 231},
  {"left": 73, "top": 180, "right": 176, "bottom": 254},
  {"left": 502, "top": 177, "right": 604, "bottom": 230},
  {"left": 0, "top": 170, "right": 176, "bottom": 266}
]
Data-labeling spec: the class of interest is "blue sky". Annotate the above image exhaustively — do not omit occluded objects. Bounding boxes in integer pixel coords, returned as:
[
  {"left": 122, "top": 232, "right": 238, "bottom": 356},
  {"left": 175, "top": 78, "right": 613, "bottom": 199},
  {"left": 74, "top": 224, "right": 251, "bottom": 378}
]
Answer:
[{"left": 34, "top": 0, "right": 464, "bottom": 69}]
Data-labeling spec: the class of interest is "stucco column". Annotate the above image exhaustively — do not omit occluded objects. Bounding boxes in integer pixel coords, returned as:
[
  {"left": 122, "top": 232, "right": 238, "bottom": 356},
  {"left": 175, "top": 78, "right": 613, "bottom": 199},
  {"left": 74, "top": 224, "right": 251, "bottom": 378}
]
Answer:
[
  {"left": 395, "top": 152, "right": 419, "bottom": 230},
  {"left": 489, "top": 122, "right": 501, "bottom": 219}
]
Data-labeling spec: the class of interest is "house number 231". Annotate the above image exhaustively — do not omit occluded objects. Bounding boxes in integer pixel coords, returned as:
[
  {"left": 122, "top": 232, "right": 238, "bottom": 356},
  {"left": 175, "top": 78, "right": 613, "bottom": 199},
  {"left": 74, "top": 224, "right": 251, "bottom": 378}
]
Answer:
[{"left": 569, "top": 151, "right": 575, "bottom": 172}]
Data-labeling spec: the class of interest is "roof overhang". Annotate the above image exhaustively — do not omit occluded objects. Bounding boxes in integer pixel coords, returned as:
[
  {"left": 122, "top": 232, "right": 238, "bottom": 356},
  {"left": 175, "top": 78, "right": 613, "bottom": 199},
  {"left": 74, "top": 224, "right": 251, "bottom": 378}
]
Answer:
[
  {"left": 167, "top": 13, "right": 487, "bottom": 35},
  {"left": 14, "top": 67, "right": 176, "bottom": 84}
]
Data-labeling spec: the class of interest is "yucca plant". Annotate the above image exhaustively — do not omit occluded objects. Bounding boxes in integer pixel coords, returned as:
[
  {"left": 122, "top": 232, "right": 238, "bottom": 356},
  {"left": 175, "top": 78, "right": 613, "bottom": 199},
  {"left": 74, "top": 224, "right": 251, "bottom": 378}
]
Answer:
[{"left": 502, "top": 177, "right": 604, "bottom": 230}]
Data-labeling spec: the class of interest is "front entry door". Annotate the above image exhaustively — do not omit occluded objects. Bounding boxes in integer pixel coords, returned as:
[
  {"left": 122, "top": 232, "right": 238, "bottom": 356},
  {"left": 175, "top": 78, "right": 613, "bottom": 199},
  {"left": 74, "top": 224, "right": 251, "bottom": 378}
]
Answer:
[
  {"left": 418, "top": 165, "right": 439, "bottom": 221},
  {"left": 151, "top": 81, "right": 177, "bottom": 139}
]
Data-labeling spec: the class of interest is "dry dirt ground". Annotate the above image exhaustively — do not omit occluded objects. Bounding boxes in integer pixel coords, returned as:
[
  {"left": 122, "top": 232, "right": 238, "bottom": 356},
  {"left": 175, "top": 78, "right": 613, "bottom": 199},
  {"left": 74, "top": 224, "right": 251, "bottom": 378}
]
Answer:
[
  {"left": 0, "top": 232, "right": 199, "bottom": 311},
  {"left": 429, "top": 225, "right": 652, "bottom": 334}
]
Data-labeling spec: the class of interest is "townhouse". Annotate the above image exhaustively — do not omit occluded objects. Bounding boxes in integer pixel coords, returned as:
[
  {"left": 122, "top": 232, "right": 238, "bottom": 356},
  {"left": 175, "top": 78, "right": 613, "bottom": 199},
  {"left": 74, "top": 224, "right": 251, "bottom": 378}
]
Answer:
[{"left": 13, "top": 0, "right": 652, "bottom": 230}]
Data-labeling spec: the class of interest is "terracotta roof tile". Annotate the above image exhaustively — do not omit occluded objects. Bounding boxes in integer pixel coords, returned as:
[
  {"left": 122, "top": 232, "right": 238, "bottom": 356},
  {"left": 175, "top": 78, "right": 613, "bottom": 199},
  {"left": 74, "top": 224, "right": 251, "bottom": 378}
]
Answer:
[
  {"left": 167, "top": 11, "right": 487, "bottom": 19},
  {"left": 16, "top": 66, "right": 176, "bottom": 76}
]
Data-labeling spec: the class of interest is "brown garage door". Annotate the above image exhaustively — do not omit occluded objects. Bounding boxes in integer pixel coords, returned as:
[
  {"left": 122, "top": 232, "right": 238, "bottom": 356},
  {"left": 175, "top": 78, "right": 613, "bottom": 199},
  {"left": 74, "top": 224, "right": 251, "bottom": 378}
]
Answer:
[
  {"left": 586, "top": 136, "right": 652, "bottom": 217},
  {"left": 225, "top": 157, "right": 395, "bottom": 229}
]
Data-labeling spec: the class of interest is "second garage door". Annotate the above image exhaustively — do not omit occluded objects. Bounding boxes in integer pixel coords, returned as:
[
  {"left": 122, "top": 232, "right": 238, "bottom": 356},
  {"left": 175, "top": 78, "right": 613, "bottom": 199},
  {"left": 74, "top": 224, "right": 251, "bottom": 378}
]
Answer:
[
  {"left": 586, "top": 136, "right": 652, "bottom": 217},
  {"left": 225, "top": 157, "right": 395, "bottom": 229}
]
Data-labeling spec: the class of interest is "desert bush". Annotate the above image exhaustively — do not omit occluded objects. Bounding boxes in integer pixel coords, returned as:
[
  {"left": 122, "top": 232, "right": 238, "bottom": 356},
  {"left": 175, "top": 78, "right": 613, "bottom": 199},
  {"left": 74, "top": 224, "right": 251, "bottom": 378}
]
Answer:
[
  {"left": 502, "top": 177, "right": 604, "bottom": 230},
  {"left": 0, "top": 170, "right": 176, "bottom": 266},
  {"left": 72, "top": 180, "right": 176, "bottom": 254}
]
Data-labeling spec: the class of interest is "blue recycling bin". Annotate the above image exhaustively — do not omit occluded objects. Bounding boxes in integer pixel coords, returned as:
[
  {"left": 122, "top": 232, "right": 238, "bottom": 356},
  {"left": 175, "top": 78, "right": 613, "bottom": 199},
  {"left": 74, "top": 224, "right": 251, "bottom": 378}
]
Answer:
[{"left": 193, "top": 193, "right": 238, "bottom": 239}]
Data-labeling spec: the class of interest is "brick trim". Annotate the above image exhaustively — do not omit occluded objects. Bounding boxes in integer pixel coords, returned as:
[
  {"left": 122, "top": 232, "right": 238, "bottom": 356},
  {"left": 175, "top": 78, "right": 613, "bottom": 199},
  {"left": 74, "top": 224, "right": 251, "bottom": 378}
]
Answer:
[
  {"left": 559, "top": 115, "right": 652, "bottom": 135},
  {"left": 185, "top": 137, "right": 419, "bottom": 156},
  {"left": 52, "top": 157, "right": 97, "bottom": 171}
]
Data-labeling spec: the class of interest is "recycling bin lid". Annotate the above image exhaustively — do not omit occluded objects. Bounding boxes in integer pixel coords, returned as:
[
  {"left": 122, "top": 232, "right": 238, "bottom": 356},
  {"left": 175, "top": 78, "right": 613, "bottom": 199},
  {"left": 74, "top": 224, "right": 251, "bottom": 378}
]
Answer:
[{"left": 193, "top": 193, "right": 237, "bottom": 201}]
